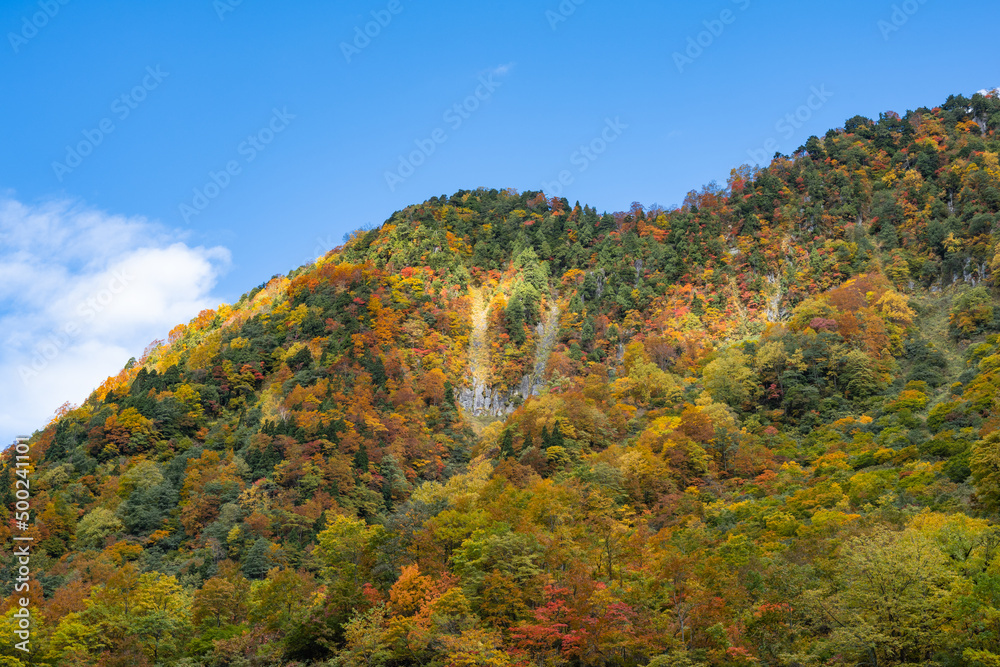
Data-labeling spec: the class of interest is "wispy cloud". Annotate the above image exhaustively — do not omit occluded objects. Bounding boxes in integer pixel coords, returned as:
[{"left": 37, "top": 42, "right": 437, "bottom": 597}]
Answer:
[{"left": 0, "top": 196, "right": 230, "bottom": 443}]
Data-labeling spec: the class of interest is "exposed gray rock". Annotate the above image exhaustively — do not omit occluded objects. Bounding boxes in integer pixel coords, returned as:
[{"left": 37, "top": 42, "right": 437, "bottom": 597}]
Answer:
[
  {"left": 459, "top": 301, "right": 559, "bottom": 417},
  {"left": 457, "top": 379, "right": 523, "bottom": 417}
]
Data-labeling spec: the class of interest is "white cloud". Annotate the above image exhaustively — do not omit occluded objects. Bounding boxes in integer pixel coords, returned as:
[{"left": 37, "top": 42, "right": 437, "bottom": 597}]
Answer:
[{"left": 0, "top": 197, "right": 230, "bottom": 443}]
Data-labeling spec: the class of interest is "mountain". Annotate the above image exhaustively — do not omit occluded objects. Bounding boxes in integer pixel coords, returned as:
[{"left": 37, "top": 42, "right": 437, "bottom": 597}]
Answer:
[{"left": 5, "top": 91, "right": 1000, "bottom": 666}]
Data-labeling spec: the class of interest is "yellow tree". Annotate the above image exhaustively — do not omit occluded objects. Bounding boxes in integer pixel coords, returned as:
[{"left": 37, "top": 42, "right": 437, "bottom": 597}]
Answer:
[
  {"left": 192, "top": 561, "right": 250, "bottom": 628},
  {"left": 818, "top": 526, "right": 953, "bottom": 665},
  {"left": 438, "top": 627, "right": 513, "bottom": 666},
  {"left": 250, "top": 567, "right": 317, "bottom": 632},
  {"left": 317, "top": 512, "right": 389, "bottom": 633},
  {"left": 84, "top": 563, "right": 190, "bottom": 664},
  {"left": 702, "top": 348, "right": 759, "bottom": 410},
  {"left": 972, "top": 430, "right": 1000, "bottom": 513},
  {"left": 337, "top": 604, "right": 392, "bottom": 667}
]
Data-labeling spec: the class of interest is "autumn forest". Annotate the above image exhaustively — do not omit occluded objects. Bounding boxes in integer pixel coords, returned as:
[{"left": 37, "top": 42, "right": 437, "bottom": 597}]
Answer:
[{"left": 6, "top": 92, "right": 1000, "bottom": 666}]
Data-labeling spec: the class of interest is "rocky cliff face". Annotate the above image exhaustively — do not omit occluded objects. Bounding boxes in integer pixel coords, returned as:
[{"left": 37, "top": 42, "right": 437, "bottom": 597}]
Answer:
[{"left": 458, "top": 301, "right": 560, "bottom": 417}]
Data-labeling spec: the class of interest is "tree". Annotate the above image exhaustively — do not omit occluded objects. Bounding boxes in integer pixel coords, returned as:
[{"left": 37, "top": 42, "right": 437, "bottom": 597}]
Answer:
[
  {"left": 180, "top": 450, "right": 245, "bottom": 537},
  {"left": 478, "top": 570, "right": 529, "bottom": 629},
  {"left": 439, "top": 627, "right": 513, "bottom": 666},
  {"left": 84, "top": 563, "right": 190, "bottom": 664},
  {"left": 192, "top": 561, "right": 250, "bottom": 628},
  {"left": 645, "top": 651, "right": 699, "bottom": 667},
  {"left": 336, "top": 604, "right": 391, "bottom": 667},
  {"left": 951, "top": 286, "right": 995, "bottom": 337},
  {"left": 420, "top": 368, "right": 448, "bottom": 405},
  {"left": 972, "top": 430, "right": 1000, "bottom": 513},
  {"left": 615, "top": 342, "right": 683, "bottom": 407},
  {"left": 817, "top": 526, "right": 953, "bottom": 665},
  {"left": 498, "top": 428, "right": 515, "bottom": 459},
  {"left": 317, "top": 513, "right": 388, "bottom": 607},
  {"left": 251, "top": 567, "right": 317, "bottom": 632},
  {"left": 505, "top": 295, "right": 527, "bottom": 345},
  {"left": 243, "top": 537, "right": 273, "bottom": 580},
  {"left": 702, "top": 348, "right": 759, "bottom": 409},
  {"left": 840, "top": 349, "right": 884, "bottom": 398},
  {"left": 45, "top": 611, "right": 103, "bottom": 664},
  {"left": 76, "top": 507, "right": 123, "bottom": 549},
  {"left": 513, "top": 246, "right": 548, "bottom": 293}
]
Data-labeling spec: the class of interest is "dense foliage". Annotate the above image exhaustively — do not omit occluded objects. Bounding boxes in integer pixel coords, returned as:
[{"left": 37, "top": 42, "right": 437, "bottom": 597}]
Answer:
[{"left": 5, "top": 91, "right": 1000, "bottom": 666}]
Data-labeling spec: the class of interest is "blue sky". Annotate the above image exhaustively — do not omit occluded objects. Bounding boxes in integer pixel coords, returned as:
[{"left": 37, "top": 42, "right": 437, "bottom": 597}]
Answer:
[{"left": 1, "top": 0, "right": 999, "bottom": 442}]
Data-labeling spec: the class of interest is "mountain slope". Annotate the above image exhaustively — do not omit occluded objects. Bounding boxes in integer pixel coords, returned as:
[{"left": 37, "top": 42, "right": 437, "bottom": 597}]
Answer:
[{"left": 4, "top": 92, "right": 1000, "bottom": 666}]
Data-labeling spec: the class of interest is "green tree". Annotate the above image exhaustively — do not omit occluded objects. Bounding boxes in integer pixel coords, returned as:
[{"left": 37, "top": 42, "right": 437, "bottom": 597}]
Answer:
[
  {"left": 250, "top": 567, "right": 317, "bottom": 632},
  {"left": 513, "top": 246, "right": 548, "bottom": 293},
  {"left": 971, "top": 430, "right": 1000, "bottom": 513},
  {"left": 840, "top": 349, "right": 884, "bottom": 398},
  {"left": 84, "top": 563, "right": 190, "bottom": 664},
  {"left": 243, "top": 537, "right": 273, "bottom": 580},
  {"left": 334, "top": 604, "right": 391, "bottom": 667},
  {"left": 498, "top": 428, "right": 515, "bottom": 459},
  {"left": 505, "top": 296, "right": 526, "bottom": 345},
  {"left": 817, "top": 526, "right": 953, "bottom": 665},
  {"left": 951, "top": 286, "right": 995, "bottom": 337},
  {"left": 76, "top": 507, "right": 124, "bottom": 549},
  {"left": 703, "top": 348, "right": 759, "bottom": 409},
  {"left": 317, "top": 514, "right": 388, "bottom": 598}
]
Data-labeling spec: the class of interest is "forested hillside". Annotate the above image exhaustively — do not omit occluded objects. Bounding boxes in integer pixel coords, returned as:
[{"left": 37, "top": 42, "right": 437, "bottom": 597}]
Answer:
[{"left": 6, "top": 91, "right": 1000, "bottom": 666}]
